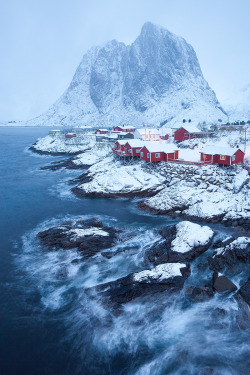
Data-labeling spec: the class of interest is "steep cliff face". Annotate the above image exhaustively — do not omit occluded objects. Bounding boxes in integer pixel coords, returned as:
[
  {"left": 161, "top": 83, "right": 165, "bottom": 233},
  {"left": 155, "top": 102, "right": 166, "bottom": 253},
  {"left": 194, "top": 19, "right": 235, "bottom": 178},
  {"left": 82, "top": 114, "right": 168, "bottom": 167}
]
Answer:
[{"left": 29, "top": 22, "right": 227, "bottom": 127}]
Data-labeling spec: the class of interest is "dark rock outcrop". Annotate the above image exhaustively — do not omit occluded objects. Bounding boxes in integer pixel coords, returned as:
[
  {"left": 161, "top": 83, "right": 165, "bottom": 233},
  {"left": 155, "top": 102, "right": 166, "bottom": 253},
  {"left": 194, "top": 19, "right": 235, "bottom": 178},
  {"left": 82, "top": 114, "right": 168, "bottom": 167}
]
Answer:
[
  {"left": 237, "top": 277, "right": 250, "bottom": 305},
  {"left": 185, "top": 285, "right": 214, "bottom": 302},
  {"left": 86, "top": 263, "right": 190, "bottom": 309},
  {"left": 209, "top": 237, "right": 250, "bottom": 271},
  {"left": 37, "top": 217, "right": 120, "bottom": 259},
  {"left": 40, "top": 157, "right": 89, "bottom": 171},
  {"left": 212, "top": 272, "right": 237, "bottom": 294}
]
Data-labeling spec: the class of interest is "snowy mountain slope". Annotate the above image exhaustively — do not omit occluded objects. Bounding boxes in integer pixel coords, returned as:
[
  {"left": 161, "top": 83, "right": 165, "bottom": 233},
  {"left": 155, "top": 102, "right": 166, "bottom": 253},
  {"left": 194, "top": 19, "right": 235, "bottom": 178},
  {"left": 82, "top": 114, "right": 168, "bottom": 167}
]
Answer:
[
  {"left": 27, "top": 22, "right": 227, "bottom": 127},
  {"left": 221, "top": 84, "right": 250, "bottom": 121}
]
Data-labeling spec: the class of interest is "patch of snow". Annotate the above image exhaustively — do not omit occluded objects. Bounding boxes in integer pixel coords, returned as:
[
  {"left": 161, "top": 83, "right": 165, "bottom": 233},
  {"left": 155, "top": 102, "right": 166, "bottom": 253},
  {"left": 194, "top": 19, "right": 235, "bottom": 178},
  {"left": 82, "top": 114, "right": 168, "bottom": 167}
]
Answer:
[
  {"left": 133, "top": 263, "right": 186, "bottom": 282},
  {"left": 69, "top": 228, "right": 109, "bottom": 238}
]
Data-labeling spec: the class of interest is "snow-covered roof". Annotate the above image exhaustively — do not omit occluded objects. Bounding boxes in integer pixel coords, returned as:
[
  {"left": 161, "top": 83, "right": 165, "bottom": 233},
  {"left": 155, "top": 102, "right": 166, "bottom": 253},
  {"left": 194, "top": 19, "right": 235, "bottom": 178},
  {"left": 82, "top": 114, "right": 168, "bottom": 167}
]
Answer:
[
  {"left": 125, "top": 139, "right": 146, "bottom": 148},
  {"left": 116, "top": 125, "right": 136, "bottom": 129},
  {"left": 115, "top": 139, "right": 129, "bottom": 145},
  {"left": 201, "top": 146, "right": 243, "bottom": 156},
  {"left": 143, "top": 142, "right": 178, "bottom": 153},
  {"left": 96, "top": 128, "right": 109, "bottom": 131},
  {"left": 181, "top": 125, "right": 202, "bottom": 133}
]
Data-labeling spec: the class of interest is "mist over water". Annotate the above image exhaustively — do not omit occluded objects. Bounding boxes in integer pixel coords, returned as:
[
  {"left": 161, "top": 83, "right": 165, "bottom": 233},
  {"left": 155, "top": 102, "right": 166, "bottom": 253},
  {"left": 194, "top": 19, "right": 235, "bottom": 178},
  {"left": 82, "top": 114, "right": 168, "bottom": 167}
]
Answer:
[{"left": 0, "top": 128, "right": 249, "bottom": 375}]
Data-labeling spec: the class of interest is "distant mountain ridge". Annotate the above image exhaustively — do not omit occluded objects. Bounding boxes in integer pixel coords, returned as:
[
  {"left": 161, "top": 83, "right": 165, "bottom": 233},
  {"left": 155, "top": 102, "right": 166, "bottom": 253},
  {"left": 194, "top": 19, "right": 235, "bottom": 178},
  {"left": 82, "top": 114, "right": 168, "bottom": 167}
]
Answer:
[{"left": 28, "top": 22, "right": 227, "bottom": 127}]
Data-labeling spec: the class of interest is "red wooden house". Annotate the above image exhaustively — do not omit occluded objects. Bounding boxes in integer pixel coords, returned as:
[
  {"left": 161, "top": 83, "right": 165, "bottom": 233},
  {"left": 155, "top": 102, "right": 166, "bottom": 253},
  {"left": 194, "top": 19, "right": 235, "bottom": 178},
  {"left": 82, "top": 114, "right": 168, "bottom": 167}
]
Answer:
[
  {"left": 200, "top": 146, "right": 244, "bottom": 165},
  {"left": 112, "top": 140, "right": 130, "bottom": 156},
  {"left": 65, "top": 133, "right": 76, "bottom": 139},
  {"left": 174, "top": 126, "right": 210, "bottom": 142},
  {"left": 95, "top": 128, "right": 109, "bottom": 134},
  {"left": 113, "top": 125, "right": 136, "bottom": 133},
  {"left": 140, "top": 143, "right": 179, "bottom": 162},
  {"left": 124, "top": 140, "right": 146, "bottom": 157}
]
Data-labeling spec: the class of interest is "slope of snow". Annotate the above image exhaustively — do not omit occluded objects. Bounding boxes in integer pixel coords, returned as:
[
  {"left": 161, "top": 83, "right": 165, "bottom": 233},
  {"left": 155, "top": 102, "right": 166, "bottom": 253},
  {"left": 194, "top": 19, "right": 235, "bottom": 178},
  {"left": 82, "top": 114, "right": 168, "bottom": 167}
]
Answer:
[
  {"left": 32, "top": 135, "right": 95, "bottom": 154},
  {"left": 221, "top": 84, "right": 250, "bottom": 121},
  {"left": 72, "top": 148, "right": 110, "bottom": 166},
  {"left": 77, "top": 157, "right": 166, "bottom": 195},
  {"left": 133, "top": 263, "right": 186, "bottom": 282}
]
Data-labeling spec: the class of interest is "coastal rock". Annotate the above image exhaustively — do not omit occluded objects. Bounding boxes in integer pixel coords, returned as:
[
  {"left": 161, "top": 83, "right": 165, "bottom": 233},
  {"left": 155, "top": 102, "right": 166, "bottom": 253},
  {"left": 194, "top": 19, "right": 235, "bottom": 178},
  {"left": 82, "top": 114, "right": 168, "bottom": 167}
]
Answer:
[
  {"left": 209, "top": 237, "right": 250, "bottom": 271},
  {"left": 237, "top": 277, "right": 250, "bottom": 305},
  {"left": 185, "top": 285, "right": 214, "bottom": 302},
  {"left": 212, "top": 272, "right": 237, "bottom": 294},
  {"left": 139, "top": 167, "right": 250, "bottom": 232},
  {"left": 87, "top": 263, "right": 190, "bottom": 309},
  {"left": 146, "top": 221, "right": 214, "bottom": 265},
  {"left": 37, "top": 218, "right": 120, "bottom": 259},
  {"left": 234, "top": 294, "right": 250, "bottom": 330}
]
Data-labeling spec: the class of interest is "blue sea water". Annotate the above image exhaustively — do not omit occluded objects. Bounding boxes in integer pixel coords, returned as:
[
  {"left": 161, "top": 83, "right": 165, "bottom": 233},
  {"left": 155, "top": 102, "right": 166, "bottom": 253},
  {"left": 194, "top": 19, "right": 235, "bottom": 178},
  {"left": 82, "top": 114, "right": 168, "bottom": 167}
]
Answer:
[{"left": 0, "top": 127, "right": 249, "bottom": 375}]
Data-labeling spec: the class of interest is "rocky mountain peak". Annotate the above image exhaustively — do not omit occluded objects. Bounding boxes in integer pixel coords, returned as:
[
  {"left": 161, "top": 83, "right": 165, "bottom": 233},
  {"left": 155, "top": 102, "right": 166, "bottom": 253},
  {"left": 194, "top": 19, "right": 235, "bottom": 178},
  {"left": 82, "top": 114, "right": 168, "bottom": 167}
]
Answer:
[{"left": 29, "top": 22, "right": 227, "bottom": 127}]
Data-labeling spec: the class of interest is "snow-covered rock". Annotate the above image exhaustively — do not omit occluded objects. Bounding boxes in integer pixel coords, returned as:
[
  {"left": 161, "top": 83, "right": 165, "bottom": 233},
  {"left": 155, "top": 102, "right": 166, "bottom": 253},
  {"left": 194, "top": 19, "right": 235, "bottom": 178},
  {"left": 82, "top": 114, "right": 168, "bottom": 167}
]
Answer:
[
  {"left": 71, "top": 147, "right": 110, "bottom": 167},
  {"left": 209, "top": 237, "right": 250, "bottom": 271},
  {"left": 87, "top": 262, "right": 190, "bottom": 308},
  {"left": 72, "top": 157, "right": 166, "bottom": 198},
  {"left": 139, "top": 163, "right": 250, "bottom": 230},
  {"left": 37, "top": 217, "right": 120, "bottom": 259},
  {"left": 26, "top": 22, "right": 226, "bottom": 128},
  {"left": 31, "top": 134, "right": 95, "bottom": 155},
  {"left": 146, "top": 221, "right": 214, "bottom": 264},
  {"left": 171, "top": 221, "right": 214, "bottom": 254}
]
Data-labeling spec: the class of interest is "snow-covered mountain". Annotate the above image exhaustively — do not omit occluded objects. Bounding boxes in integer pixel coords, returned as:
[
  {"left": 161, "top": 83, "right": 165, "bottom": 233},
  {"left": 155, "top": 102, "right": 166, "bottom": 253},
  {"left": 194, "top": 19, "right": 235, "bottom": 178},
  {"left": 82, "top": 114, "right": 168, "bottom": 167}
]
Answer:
[
  {"left": 28, "top": 22, "right": 227, "bottom": 127},
  {"left": 221, "top": 84, "right": 250, "bottom": 122}
]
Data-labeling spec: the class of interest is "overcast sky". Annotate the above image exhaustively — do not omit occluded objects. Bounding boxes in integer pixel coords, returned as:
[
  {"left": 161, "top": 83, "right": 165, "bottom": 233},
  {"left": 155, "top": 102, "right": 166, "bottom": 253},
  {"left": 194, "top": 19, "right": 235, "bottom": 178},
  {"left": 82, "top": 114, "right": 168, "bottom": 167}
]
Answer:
[{"left": 0, "top": 0, "right": 249, "bottom": 122}]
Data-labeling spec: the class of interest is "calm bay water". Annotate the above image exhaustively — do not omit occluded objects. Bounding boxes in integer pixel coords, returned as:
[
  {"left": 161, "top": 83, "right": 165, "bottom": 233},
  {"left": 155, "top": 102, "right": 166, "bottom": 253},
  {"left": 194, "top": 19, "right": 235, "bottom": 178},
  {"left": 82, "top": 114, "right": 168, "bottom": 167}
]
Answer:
[{"left": 0, "top": 127, "right": 249, "bottom": 375}]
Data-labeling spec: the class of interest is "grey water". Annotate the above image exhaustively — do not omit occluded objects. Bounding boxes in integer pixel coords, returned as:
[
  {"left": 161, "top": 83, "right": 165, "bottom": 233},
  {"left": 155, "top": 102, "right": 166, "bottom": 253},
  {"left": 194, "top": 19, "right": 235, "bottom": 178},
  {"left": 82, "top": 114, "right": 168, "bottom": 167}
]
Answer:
[{"left": 0, "top": 127, "right": 249, "bottom": 375}]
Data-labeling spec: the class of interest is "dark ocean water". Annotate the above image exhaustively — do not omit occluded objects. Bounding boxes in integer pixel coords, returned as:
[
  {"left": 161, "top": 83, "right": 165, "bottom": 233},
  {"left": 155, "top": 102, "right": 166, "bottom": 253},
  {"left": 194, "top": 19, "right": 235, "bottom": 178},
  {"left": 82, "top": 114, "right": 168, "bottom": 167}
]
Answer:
[{"left": 0, "top": 127, "right": 249, "bottom": 375}]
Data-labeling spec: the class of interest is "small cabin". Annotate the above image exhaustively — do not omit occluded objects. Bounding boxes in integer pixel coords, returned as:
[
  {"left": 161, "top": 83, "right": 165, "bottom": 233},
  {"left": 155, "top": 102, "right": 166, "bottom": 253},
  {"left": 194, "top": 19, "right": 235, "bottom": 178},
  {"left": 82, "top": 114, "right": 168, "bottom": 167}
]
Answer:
[
  {"left": 200, "top": 146, "right": 244, "bottom": 165},
  {"left": 113, "top": 125, "right": 136, "bottom": 133},
  {"left": 95, "top": 128, "right": 109, "bottom": 135},
  {"left": 174, "top": 126, "right": 211, "bottom": 142},
  {"left": 124, "top": 140, "right": 146, "bottom": 157},
  {"left": 117, "top": 132, "right": 134, "bottom": 140},
  {"left": 65, "top": 133, "right": 76, "bottom": 139},
  {"left": 140, "top": 144, "right": 179, "bottom": 162},
  {"left": 112, "top": 140, "right": 130, "bottom": 156}
]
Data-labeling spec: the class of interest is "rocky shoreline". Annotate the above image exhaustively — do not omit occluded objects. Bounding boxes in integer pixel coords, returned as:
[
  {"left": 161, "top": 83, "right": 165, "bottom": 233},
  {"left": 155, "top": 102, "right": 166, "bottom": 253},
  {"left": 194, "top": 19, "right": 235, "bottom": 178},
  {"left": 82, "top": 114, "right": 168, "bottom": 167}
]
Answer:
[
  {"left": 36, "top": 217, "right": 250, "bottom": 316},
  {"left": 29, "top": 144, "right": 83, "bottom": 157}
]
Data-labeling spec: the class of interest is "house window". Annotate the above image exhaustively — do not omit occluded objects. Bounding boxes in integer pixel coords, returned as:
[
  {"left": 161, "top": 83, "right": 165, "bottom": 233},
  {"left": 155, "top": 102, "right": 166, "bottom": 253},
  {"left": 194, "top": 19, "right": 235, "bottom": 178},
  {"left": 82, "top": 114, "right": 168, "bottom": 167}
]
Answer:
[
  {"left": 136, "top": 149, "right": 140, "bottom": 153},
  {"left": 220, "top": 155, "right": 226, "bottom": 160},
  {"left": 147, "top": 153, "right": 150, "bottom": 158},
  {"left": 232, "top": 155, "right": 235, "bottom": 161},
  {"left": 155, "top": 153, "right": 160, "bottom": 158},
  {"left": 129, "top": 149, "right": 132, "bottom": 153},
  {"left": 141, "top": 152, "right": 143, "bottom": 157}
]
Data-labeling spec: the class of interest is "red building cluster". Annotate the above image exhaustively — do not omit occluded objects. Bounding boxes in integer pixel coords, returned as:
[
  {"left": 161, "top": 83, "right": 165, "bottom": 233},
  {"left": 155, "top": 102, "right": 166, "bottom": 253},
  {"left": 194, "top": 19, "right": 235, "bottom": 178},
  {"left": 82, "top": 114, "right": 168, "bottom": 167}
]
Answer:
[
  {"left": 173, "top": 126, "right": 212, "bottom": 142},
  {"left": 200, "top": 146, "right": 244, "bottom": 165},
  {"left": 112, "top": 140, "right": 179, "bottom": 162}
]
